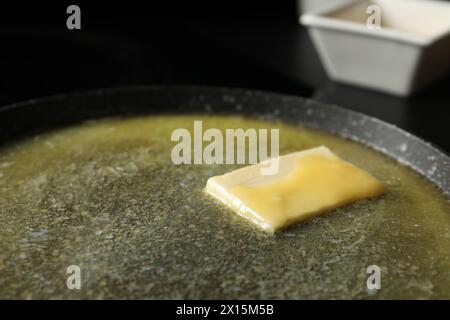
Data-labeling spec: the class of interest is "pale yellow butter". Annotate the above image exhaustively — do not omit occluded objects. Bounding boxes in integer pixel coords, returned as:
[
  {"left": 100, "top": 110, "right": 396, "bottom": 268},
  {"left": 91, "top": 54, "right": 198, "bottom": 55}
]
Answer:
[{"left": 205, "top": 146, "right": 386, "bottom": 233}]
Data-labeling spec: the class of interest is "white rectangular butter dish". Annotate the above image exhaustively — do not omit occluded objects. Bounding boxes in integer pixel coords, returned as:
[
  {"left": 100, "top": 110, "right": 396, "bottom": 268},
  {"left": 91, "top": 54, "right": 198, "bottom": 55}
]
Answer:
[{"left": 300, "top": 0, "right": 450, "bottom": 96}]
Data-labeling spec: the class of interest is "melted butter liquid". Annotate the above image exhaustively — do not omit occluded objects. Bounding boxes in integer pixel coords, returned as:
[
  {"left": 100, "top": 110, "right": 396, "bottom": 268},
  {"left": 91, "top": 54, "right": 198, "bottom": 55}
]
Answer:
[{"left": 0, "top": 115, "right": 449, "bottom": 299}]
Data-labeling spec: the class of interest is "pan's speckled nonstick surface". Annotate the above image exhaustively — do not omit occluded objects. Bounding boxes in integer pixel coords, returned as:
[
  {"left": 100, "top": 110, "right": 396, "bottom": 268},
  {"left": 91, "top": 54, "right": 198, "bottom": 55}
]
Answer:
[
  {"left": 0, "top": 86, "right": 449, "bottom": 299},
  {"left": 1, "top": 86, "right": 448, "bottom": 197}
]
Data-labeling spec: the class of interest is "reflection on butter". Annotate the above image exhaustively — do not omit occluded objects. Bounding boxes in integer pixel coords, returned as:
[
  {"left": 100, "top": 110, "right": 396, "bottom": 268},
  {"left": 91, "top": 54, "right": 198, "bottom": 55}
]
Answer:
[{"left": 205, "top": 146, "right": 386, "bottom": 233}]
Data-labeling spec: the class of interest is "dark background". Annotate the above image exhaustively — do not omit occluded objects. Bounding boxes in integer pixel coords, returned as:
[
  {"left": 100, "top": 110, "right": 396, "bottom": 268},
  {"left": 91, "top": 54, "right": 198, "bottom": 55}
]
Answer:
[{"left": 0, "top": 1, "right": 449, "bottom": 151}]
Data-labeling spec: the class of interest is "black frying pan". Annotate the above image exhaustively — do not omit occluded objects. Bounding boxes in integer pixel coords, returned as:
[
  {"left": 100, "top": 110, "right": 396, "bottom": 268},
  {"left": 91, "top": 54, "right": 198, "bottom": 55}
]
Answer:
[
  {"left": 1, "top": 86, "right": 448, "bottom": 196},
  {"left": 0, "top": 86, "right": 449, "bottom": 299}
]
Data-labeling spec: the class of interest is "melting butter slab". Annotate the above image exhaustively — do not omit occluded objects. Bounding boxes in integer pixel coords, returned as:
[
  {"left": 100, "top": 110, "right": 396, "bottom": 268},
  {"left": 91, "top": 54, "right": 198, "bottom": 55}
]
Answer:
[{"left": 205, "top": 146, "right": 386, "bottom": 233}]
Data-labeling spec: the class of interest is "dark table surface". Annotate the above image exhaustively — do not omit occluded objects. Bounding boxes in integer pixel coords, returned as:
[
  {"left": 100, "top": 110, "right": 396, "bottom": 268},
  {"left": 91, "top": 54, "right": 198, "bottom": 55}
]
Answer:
[{"left": 0, "top": 2, "right": 449, "bottom": 152}]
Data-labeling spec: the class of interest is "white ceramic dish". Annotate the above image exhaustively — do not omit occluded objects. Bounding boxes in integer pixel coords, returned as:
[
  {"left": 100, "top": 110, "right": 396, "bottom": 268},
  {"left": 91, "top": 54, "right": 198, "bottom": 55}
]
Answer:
[{"left": 300, "top": 0, "right": 450, "bottom": 96}]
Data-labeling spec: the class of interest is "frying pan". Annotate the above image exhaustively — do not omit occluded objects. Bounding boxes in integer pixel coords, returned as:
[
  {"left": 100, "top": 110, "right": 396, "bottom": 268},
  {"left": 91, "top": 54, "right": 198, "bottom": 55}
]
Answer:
[
  {"left": 1, "top": 86, "right": 448, "bottom": 196},
  {"left": 0, "top": 86, "right": 449, "bottom": 299}
]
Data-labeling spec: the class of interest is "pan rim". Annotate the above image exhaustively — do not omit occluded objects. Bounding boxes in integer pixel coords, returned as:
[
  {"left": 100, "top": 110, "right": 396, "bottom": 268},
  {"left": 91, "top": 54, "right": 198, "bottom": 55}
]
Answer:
[{"left": 0, "top": 84, "right": 449, "bottom": 197}]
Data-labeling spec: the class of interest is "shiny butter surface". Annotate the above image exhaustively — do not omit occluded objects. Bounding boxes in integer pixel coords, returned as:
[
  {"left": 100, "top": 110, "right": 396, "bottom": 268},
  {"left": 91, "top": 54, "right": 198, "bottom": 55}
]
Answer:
[{"left": 205, "top": 146, "right": 386, "bottom": 232}]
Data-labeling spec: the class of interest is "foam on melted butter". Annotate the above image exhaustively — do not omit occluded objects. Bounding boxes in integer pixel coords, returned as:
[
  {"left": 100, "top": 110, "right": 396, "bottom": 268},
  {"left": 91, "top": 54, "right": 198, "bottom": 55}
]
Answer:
[{"left": 205, "top": 146, "right": 386, "bottom": 233}]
